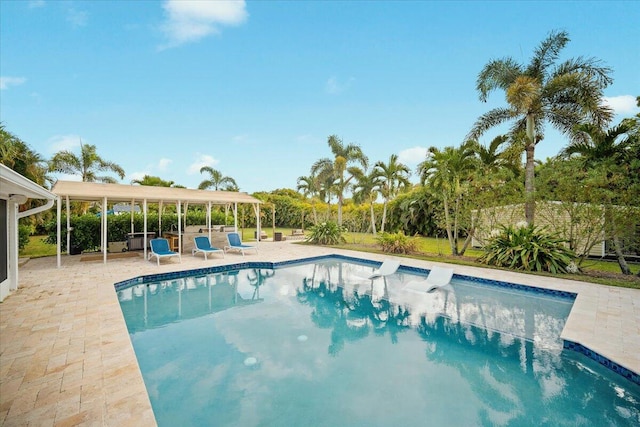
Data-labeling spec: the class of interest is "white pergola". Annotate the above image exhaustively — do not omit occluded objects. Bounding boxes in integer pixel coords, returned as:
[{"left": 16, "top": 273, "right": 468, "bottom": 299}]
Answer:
[{"left": 51, "top": 181, "right": 263, "bottom": 266}]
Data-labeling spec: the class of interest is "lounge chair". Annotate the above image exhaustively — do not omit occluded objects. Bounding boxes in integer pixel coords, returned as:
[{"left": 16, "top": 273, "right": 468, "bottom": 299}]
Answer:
[
  {"left": 148, "top": 238, "right": 181, "bottom": 266},
  {"left": 224, "top": 232, "right": 258, "bottom": 256},
  {"left": 403, "top": 266, "right": 454, "bottom": 293},
  {"left": 367, "top": 259, "right": 401, "bottom": 279},
  {"left": 192, "top": 236, "right": 224, "bottom": 260}
]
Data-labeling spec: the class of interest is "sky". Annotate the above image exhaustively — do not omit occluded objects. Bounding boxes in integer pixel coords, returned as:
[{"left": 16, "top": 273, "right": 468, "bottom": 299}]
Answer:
[{"left": 1, "top": 0, "right": 639, "bottom": 194}]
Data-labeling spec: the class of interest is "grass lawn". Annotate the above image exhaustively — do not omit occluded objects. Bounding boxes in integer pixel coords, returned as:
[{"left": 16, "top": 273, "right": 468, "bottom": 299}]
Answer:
[{"left": 20, "top": 232, "right": 639, "bottom": 289}]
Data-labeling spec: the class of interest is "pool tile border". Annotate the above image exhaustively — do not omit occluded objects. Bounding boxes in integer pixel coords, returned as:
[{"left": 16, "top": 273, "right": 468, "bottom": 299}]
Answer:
[
  {"left": 113, "top": 253, "right": 640, "bottom": 386},
  {"left": 563, "top": 340, "right": 640, "bottom": 386}
]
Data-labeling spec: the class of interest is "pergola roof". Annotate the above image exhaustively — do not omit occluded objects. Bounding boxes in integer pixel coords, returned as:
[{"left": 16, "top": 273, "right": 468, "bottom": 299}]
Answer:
[{"left": 51, "top": 180, "right": 262, "bottom": 205}]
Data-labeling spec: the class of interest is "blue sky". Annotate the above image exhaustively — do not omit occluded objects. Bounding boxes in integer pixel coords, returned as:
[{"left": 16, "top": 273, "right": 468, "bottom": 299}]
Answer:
[{"left": 1, "top": 0, "right": 638, "bottom": 194}]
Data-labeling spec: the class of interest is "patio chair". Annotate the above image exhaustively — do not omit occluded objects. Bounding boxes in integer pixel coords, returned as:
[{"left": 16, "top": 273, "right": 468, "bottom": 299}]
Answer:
[
  {"left": 367, "top": 259, "right": 401, "bottom": 279},
  {"left": 224, "top": 232, "right": 258, "bottom": 256},
  {"left": 192, "top": 236, "right": 225, "bottom": 260},
  {"left": 148, "top": 238, "right": 181, "bottom": 266},
  {"left": 403, "top": 266, "right": 454, "bottom": 293}
]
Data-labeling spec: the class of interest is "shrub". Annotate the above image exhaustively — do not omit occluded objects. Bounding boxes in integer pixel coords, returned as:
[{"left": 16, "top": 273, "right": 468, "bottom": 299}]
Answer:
[
  {"left": 306, "top": 221, "right": 346, "bottom": 245},
  {"left": 376, "top": 231, "right": 417, "bottom": 254},
  {"left": 478, "top": 224, "right": 576, "bottom": 273},
  {"left": 18, "top": 225, "right": 32, "bottom": 250}
]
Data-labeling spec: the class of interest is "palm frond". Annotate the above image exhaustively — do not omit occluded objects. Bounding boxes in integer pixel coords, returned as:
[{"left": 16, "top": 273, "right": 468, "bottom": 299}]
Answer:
[{"left": 466, "top": 107, "right": 515, "bottom": 140}]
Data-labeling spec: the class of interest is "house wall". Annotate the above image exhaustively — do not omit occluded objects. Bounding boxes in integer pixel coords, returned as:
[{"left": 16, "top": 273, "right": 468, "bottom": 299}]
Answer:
[{"left": 1, "top": 198, "right": 8, "bottom": 301}]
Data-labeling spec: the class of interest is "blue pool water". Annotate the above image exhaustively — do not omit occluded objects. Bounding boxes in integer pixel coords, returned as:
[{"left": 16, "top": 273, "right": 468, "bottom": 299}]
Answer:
[{"left": 117, "top": 257, "right": 640, "bottom": 426}]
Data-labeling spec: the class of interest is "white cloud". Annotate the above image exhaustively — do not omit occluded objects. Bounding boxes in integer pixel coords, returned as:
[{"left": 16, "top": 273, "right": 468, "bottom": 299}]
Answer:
[
  {"left": 398, "top": 146, "right": 428, "bottom": 167},
  {"left": 187, "top": 154, "right": 219, "bottom": 175},
  {"left": 129, "top": 171, "right": 148, "bottom": 182},
  {"left": 603, "top": 95, "right": 639, "bottom": 115},
  {"left": 325, "top": 76, "right": 355, "bottom": 95},
  {"left": 158, "top": 158, "right": 172, "bottom": 171},
  {"left": 67, "top": 7, "right": 88, "bottom": 27},
  {"left": 160, "top": 0, "right": 248, "bottom": 48},
  {"left": 47, "top": 135, "right": 82, "bottom": 153},
  {"left": 28, "top": 1, "right": 45, "bottom": 9},
  {"left": 0, "top": 76, "right": 27, "bottom": 90}
]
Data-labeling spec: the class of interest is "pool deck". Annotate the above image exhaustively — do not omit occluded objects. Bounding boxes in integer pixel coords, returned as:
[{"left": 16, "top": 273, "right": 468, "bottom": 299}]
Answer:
[{"left": 1, "top": 241, "right": 639, "bottom": 426}]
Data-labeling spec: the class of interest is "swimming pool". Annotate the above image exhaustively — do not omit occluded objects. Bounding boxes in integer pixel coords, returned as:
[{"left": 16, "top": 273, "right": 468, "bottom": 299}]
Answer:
[{"left": 117, "top": 256, "right": 640, "bottom": 426}]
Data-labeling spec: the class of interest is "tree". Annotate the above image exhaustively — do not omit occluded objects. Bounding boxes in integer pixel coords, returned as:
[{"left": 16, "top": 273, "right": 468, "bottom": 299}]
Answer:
[
  {"left": 198, "top": 167, "right": 238, "bottom": 191},
  {"left": 131, "top": 175, "right": 176, "bottom": 187},
  {"left": 351, "top": 168, "right": 382, "bottom": 235},
  {"left": 418, "top": 142, "right": 477, "bottom": 255},
  {"left": 560, "top": 117, "right": 640, "bottom": 274},
  {"left": 1, "top": 125, "right": 50, "bottom": 186},
  {"left": 49, "top": 139, "right": 125, "bottom": 183},
  {"left": 373, "top": 154, "right": 411, "bottom": 233},
  {"left": 467, "top": 30, "right": 613, "bottom": 225},
  {"left": 297, "top": 174, "right": 321, "bottom": 225},
  {"left": 311, "top": 135, "right": 368, "bottom": 226}
]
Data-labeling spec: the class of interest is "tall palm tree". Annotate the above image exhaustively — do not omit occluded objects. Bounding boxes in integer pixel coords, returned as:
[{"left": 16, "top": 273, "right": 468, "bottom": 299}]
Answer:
[
  {"left": 297, "top": 174, "right": 321, "bottom": 224},
  {"left": 49, "top": 139, "right": 125, "bottom": 183},
  {"left": 351, "top": 168, "right": 382, "bottom": 235},
  {"left": 418, "top": 141, "right": 477, "bottom": 255},
  {"left": 198, "top": 167, "right": 238, "bottom": 191},
  {"left": 311, "top": 135, "right": 368, "bottom": 226},
  {"left": 373, "top": 154, "right": 411, "bottom": 233},
  {"left": 467, "top": 30, "right": 613, "bottom": 225}
]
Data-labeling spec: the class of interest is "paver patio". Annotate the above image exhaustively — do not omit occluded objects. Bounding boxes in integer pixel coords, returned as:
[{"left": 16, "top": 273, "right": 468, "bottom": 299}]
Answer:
[{"left": 1, "top": 241, "right": 638, "bottom": 426}]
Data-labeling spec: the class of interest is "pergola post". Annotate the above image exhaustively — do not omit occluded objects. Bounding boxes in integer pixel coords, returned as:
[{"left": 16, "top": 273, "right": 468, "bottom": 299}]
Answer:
[
  {"left": 56, "top": 197, "right": 61, "bottom": 268},
  {"left": 143, "top": 199, "right": 148, "bottom": 261},
  {"left": 66, "top": 196, "right": 70, "bottom": 256},
  {"left": 102, "top": 196, "right": 107, "bottom": 264}
]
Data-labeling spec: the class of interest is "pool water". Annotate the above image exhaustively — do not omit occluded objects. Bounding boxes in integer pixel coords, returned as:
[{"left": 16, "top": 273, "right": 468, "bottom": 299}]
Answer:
[{"left": 117, "top": 258, "right": 640, "bottom": 426}]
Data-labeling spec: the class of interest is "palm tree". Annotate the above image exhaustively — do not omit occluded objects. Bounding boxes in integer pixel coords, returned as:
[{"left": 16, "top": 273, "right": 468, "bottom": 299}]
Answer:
[
  {"left": 198, "top": 167, "right": 238, "bottom": 191},
  {"left": 49, "top": 139, "right": 125, "bottom": 183},
  {"left": 131, "top": 175, "right": 176, "bottom": 187},
  {"left": 311, "top": 135, "right": 368, "bottom": 226},
  {"left": 351, "top": 168, "right": 382, "bottom": 235},
  {"left": 297, "top": 174, "right": 321, "bottom": 225},
  {"left": 470, "top": 134, "right": 521, "bottom": 176},
  {"left": 373, "top": 154, "right": 411, "bottom": 233},
  {"left": 1, "top": 125, "right": 50, "bottom": 186},
  {"left": 418, "top": 141, "right": 477, "bottom": 255},
  {"left": 561, "top": 120, "right": 639, "bottom": 275},
  {"left": 467, "top": 30, "right": 613, "bottom": 225}
]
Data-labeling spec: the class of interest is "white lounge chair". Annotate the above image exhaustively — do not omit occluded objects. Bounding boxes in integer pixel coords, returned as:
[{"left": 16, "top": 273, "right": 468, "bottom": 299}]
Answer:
[
  {"left": 148, "top": 238, "right": 181, "bottom": 266},
  {"left": 224, "top": 232, "right": 258, "bottom": 256},
  {"left": 192, "top": 236, "right": 224, "bottom": 260},
  {"left": 403, "top": 266, "right": 454, "bottom": 293},
  {"left": 367, "top": 259, "right": 401, "bottom": 279}
]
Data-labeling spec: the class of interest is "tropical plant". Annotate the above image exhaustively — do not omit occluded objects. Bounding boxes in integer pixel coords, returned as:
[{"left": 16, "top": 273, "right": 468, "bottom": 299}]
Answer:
[
  {"left": 351, "top": 168, "right": 382, "bottom": 235},
  {"left": 375, "top": 231, "right": 417, "bottom": 254},
  {"left": 311, "top": 135, "right": 368, "bottom": 226},
  {"left": 388, "top": 186, "right": 439, "bottom": 237},
  {"left": 306, "top": 221, "right": 346, "bottom": 245},
  {"left": 418, "top": 141, "right": 477, "bottom": 255},
  {"left": 297, "top": 174, "right": 321, "bottom": 224},
  {"left": 478, "top": 224, "right": 576, "bottom": 273},
  {"left": 49, "top": 139, "right": 125, "bottom": 183},
  {"left": 198, "top": 166, "right": 238, "bottom": 191},
  {"left": 560, "top": 116, "right": 640, "bottom": 274},
  {"left": 373, "top": 154, "right": 411, "bottom": 233},
  {"left": 467, "top": 30, "right": 613, "bottom": 225},
  {"left": 131, "top": 175, "right": 176, "bottom": 187}
]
